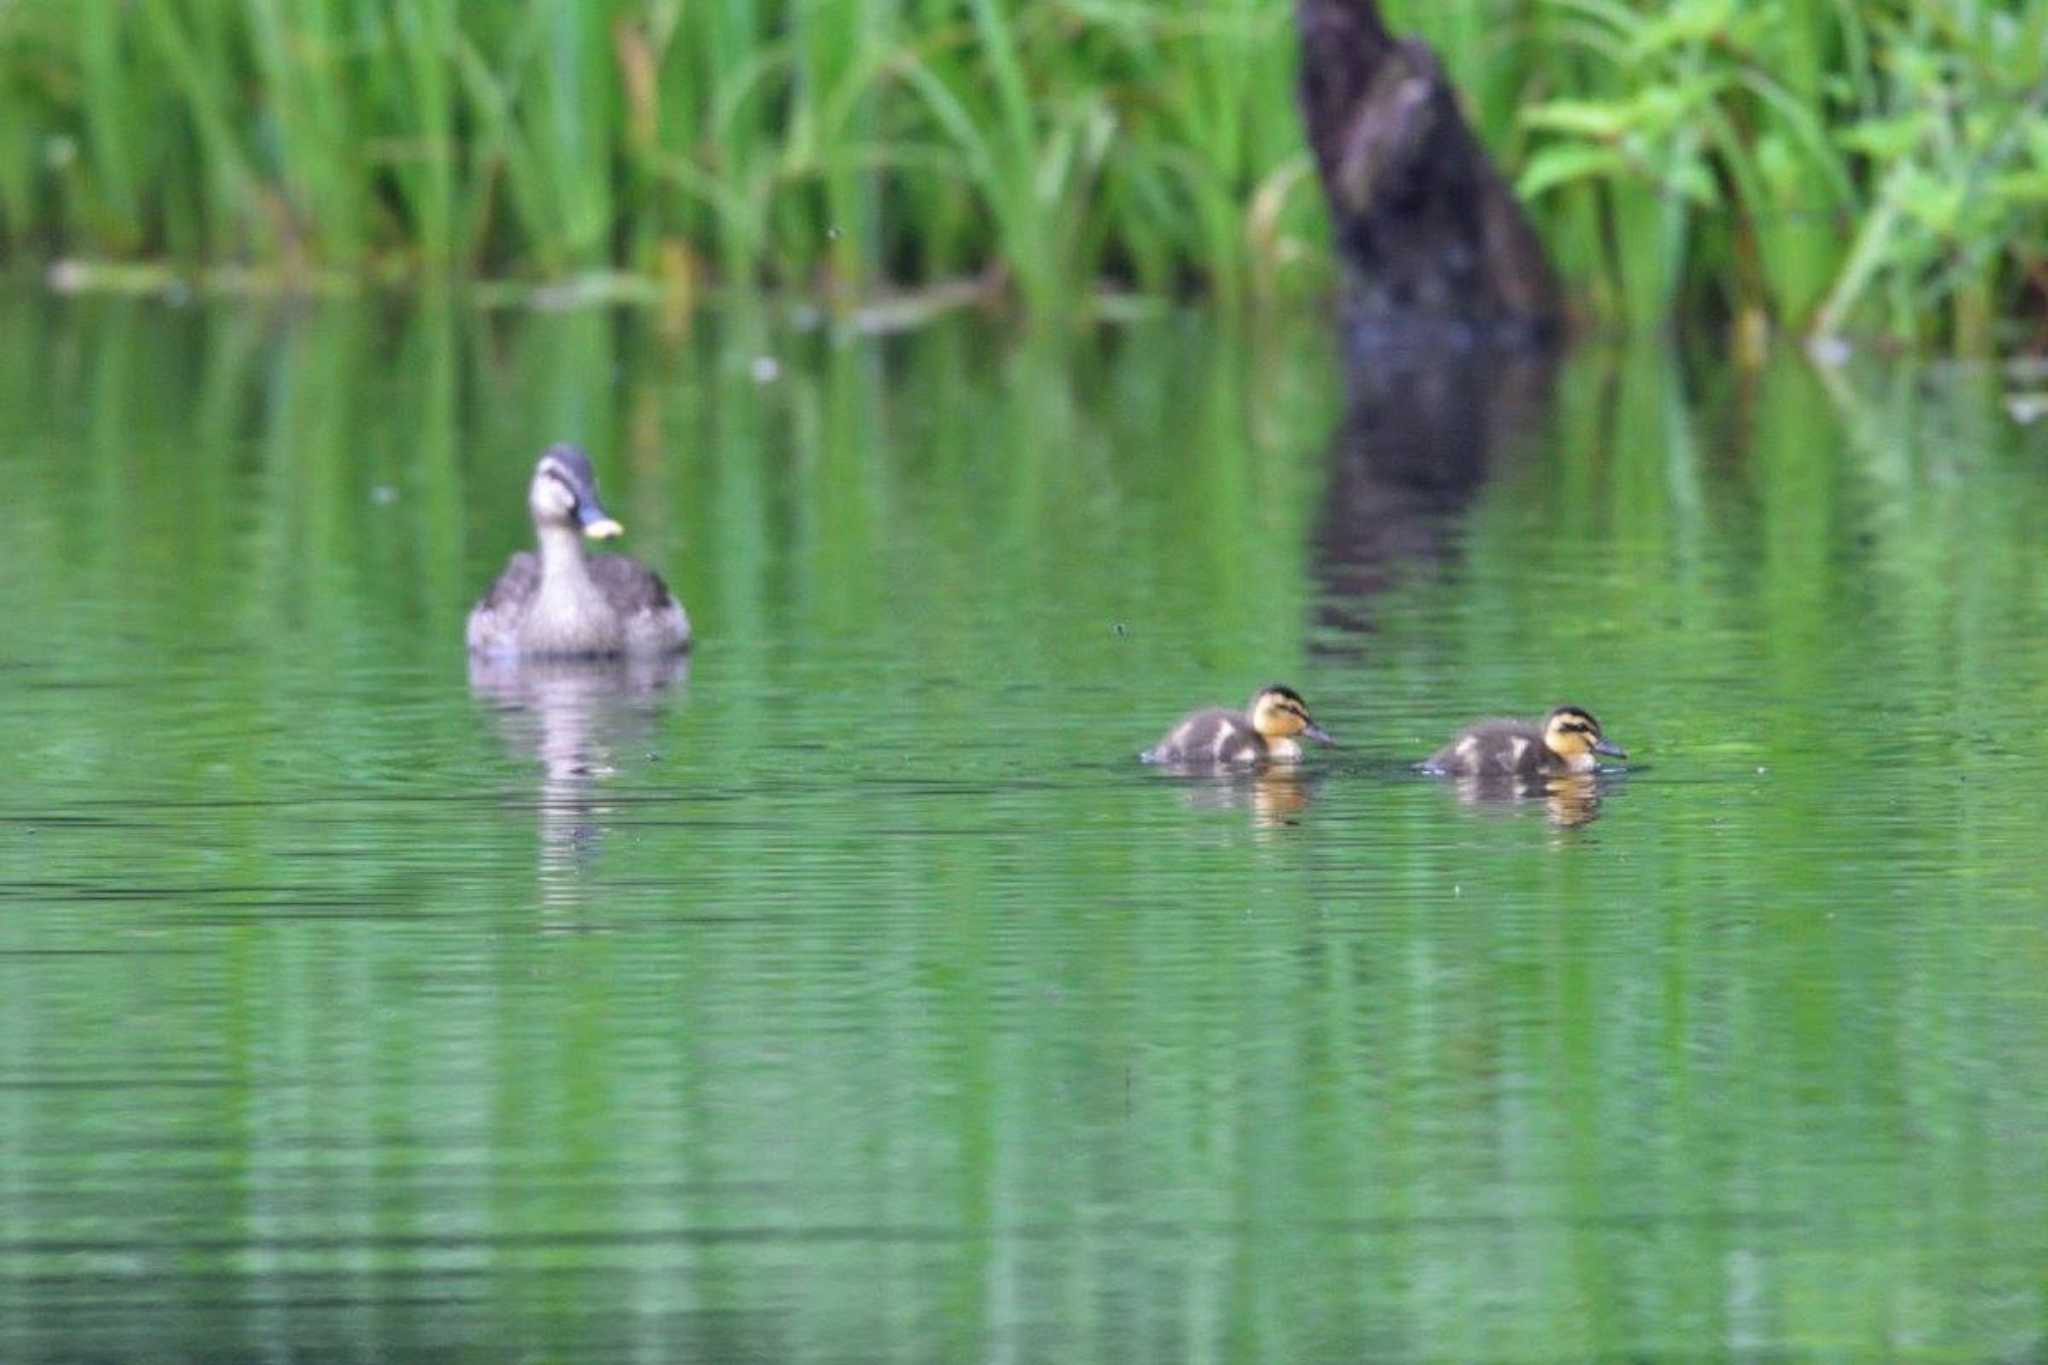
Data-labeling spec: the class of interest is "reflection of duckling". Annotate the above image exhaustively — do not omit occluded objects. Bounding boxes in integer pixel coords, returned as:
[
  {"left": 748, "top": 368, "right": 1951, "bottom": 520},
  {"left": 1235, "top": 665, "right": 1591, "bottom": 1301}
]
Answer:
[
  {"left": 1141, "top": 685, "right": 1335, "bottom": 765},
  {"left": 1251, "top": 768, "right": 1315, "bottom": 827},
  {"left": 1446, "top": 772, "right": 1604, "bottom": 828},
  {"left": 1423, "top": 705, "right": 1625, "bottom": 776},
  {"left": 1167, "top": 767, "right": 1322, "bottom": 827},
  {"left": 467, "top": 444, "right": 691, "bottom": 658}
]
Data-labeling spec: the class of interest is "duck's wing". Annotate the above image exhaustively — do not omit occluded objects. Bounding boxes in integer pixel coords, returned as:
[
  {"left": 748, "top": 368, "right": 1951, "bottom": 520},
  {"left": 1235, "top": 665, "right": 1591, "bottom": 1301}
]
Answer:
[
  {"left": 465, "top": 552, "right": 540, "bottom": 653},
  {"left": 474, "top": 552, "right": 540, "bottom": 610},
  {"left": 589, "top": 553, "right": 692, "bottom": 650},
  {"left": 588, "top": 554, "right": 678, "bottom": 615}
]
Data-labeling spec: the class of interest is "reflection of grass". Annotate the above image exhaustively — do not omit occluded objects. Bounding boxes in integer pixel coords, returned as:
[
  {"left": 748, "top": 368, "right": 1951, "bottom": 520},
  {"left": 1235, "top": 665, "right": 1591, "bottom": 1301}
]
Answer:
[{"left": 4, "top": 1, "right": 2045, "bottom": 338}]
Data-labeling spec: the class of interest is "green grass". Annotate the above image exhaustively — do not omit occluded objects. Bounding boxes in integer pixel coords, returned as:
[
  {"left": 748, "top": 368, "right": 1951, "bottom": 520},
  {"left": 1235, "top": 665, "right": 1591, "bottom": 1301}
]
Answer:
[{"left": 1, "top": 0, "right": 2044, "bottom": 343}]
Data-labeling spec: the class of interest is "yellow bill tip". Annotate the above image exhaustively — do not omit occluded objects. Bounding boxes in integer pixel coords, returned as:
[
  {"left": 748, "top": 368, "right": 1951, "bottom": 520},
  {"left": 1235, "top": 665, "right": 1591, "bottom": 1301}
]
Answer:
[{"left": 583, "top": 518, "right": 625, "bottom": 540}]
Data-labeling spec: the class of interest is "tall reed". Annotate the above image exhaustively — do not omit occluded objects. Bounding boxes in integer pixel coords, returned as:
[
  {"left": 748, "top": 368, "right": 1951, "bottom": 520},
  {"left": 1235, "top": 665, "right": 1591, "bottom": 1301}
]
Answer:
[{"left": 4, "top": 0, "right": 2043, "bottom": 342}]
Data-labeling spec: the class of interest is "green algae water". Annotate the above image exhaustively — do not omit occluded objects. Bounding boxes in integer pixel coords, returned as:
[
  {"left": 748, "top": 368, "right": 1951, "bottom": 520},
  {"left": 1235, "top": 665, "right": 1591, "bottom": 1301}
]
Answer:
[{"left": 2, "top": 297, "right": 2047, "bottom": 1362}]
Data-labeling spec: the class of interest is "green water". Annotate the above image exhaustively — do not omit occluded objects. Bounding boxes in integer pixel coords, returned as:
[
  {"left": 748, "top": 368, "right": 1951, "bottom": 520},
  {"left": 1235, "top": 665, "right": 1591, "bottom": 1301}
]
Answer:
[{"left": 3, "top": 297, "right": 2047, "bottom": 1362}]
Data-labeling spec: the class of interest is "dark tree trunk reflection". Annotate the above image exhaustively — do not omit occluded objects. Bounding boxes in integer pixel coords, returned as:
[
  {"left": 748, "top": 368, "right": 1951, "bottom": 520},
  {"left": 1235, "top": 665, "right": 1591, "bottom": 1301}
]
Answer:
[{"left": 1312, "top": 343, "right": 1558, "bottom": 646}]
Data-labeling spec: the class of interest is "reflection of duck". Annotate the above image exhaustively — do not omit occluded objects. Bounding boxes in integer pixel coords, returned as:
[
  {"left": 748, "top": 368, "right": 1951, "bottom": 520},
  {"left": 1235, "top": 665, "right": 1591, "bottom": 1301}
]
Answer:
[
  {"left": 469, "top": 652, "right": 688, "bottom": 911},
  {"left": 1140, "top": 685, "right": 1335, "bottom": 766},
  {"left": 467, "top": 444, "right": 691, "bottom": 658},
  {"left": 1422, "top": 705, "right": 1625, "bottom": 777},
  {"left": 1443, "top": 772, "right": 1605, "bottom": 828}
]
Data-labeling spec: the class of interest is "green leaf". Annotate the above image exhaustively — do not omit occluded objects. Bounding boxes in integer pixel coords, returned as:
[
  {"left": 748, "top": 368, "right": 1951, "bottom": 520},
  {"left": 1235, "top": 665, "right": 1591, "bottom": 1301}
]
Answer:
[
  {"left": 1897, "top": 167, "right": 1963, "bottom": 236},
  {"left": 1516, "top": 141, "right": 1629, "bottom": 199},
  {"left": 1627, "top": 0, "right": 1737, "bottom": 59},
  {"left": 1837, "top": 113, "right": 1932, "bottom": 161},
  {"left": 1666, "top": 155, "right": 1719, "bottom": 207},
  {"left": 1520, "top": 99, "right": 1629, "bottom": 139},
  {"left": 1990, "top": 170, "right": 2048, "bottom": 205}
]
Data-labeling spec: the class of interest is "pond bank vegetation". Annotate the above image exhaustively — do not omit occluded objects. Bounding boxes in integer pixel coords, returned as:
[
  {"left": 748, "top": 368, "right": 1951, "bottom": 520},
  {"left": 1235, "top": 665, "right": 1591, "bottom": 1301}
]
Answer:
[{"left": 2, "top": 1, "right": 2043, "bottom": 349}]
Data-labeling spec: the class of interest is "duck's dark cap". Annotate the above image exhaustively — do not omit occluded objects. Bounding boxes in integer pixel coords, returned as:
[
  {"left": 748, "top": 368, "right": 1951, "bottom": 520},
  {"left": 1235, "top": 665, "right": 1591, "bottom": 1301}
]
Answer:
[{"left": 540, "top": 443, "right": 597, "bottom": 483}]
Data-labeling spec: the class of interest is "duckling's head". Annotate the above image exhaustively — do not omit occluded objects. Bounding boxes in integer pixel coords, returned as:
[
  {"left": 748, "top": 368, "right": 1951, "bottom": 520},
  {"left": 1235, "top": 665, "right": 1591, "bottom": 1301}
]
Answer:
[
  {"left": 529, "top": 443, "right": 624, "bottom": 540},
  {"left": 1250, "top": 685, "right": 1335, "bottom": 746},
  {"left": 1542, "top": 705, "right": 1626, "bottom": 771}
]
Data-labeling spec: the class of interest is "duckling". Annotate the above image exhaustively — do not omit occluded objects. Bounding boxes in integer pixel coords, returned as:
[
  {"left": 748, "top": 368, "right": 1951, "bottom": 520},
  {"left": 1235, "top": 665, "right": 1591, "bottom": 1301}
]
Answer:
[
  {"left": 466, "top": 444, "right": 691, "bottom": 658},
  {"left": 1422, "top": 704, "right": 1625, "bottom": 777},
  {"left": 1141, "top": 684, "right": 1335, "bottom": 766}
]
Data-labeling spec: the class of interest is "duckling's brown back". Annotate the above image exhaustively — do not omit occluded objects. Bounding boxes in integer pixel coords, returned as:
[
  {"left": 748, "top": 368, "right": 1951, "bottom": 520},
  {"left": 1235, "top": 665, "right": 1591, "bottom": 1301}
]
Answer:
[
  {"left": 1427, "top": 718, "right": 1552, "bottom": 776},
  {"left": 1143, "top": 709, "right": 1265, "bottom": 765}
]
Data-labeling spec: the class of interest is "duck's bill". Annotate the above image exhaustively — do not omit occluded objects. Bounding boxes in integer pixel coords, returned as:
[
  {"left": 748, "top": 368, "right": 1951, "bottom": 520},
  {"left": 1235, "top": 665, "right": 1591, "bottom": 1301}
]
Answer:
[
  {"left": 1593, "top": 737, "right": 1627, "bottom": 759},
  {"left": 577, "top": 504, "right": 625, "bottom": 539},
  {"left": 1304, "top": 722, "right": 1336, "bottom": 746}
]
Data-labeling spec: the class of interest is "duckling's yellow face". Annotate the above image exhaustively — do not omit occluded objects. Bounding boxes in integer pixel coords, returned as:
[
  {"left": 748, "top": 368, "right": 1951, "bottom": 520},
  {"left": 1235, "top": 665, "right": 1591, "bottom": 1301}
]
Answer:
[
  {"left": 1542, "top": 706, "right": 1625, "bottom": 771},
  {"left": 1250, "top": 686, "right": 1334, "bottom": 745}
]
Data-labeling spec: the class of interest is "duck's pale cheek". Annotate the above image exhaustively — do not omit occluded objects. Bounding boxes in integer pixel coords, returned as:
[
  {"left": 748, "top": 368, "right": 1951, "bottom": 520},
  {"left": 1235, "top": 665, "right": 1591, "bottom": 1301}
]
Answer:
[{"left": 1265, "top": 736, "right": 1304, "bottom": 763}]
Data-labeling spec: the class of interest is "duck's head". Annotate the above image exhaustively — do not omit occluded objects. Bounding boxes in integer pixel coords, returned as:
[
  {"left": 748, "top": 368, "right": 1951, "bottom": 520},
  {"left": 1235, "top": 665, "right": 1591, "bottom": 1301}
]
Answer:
[
  {"left": 1250, "top": 684, "right": 1335, "bottom": 746},
  {"left": 1542, "top": 705, "right": 1625, "bottom": 770},
  {"left": 529, "top": 443, "right": 624, "bottom": 540}
]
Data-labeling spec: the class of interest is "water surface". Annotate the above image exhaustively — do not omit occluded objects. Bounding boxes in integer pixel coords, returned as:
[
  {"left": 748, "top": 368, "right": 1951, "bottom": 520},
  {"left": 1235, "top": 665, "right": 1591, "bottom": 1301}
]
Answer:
[{"left": 3, "top": 298, "right": 2047, "bottom": 1361}]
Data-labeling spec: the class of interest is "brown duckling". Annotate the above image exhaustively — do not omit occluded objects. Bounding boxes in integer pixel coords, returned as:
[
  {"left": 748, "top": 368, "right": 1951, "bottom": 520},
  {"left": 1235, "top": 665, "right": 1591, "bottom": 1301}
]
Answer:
[
  {"left": 467, "top": 444, "right": 691, "bottom": 658},
  {"left": 1423, "top": 705, "right": 1625, "bottom": 777},
  {"left": 1141, "top": 684, "right": 1335, "bottom": 766}
]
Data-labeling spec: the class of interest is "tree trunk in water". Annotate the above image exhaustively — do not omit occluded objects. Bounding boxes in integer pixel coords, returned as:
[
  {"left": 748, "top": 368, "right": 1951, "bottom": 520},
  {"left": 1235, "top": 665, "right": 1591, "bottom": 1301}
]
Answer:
[{"left": 1296, "top": 0, "right": 1561, "bottom": 347}]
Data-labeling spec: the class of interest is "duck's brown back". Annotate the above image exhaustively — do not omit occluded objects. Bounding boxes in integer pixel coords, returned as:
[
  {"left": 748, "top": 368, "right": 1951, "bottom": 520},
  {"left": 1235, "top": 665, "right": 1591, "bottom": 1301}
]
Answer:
[
  {"left": 467, "top": 550, "right": 691, "bottom": 657},
  {"left": 588, "top": 554, "right": 692, "bottom": 652}
]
